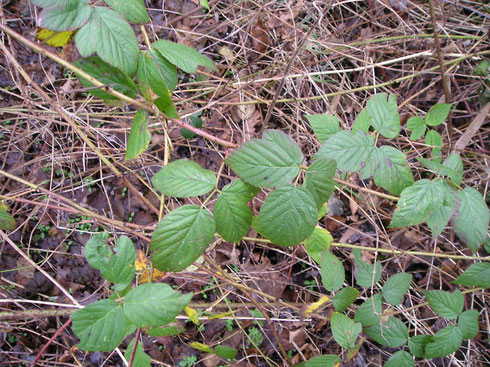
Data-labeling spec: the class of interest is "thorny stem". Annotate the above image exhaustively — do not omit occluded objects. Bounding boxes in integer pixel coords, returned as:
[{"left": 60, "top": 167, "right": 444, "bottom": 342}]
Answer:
[{"left": 128, "top": 328, "right": 141, "bottom": 367}]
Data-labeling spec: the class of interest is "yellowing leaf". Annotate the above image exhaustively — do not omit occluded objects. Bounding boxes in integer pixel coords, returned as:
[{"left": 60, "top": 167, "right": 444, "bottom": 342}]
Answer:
[
  {"left": 37, "top": 28, "right": 73, "bottom": 47},
  {"left": 208, "top": 312, "right": 233, "bottom": 320},
  {"left": 189, "top": 342, "right": 213, "bottom": 353},
  {"left": 135, "top": 249, "right": 148, "bottom": 271},
  {"left": 139, "top": 268, "right": 165, "bottom": 284},
  {"left": 304, "top": 295, "right": 330, "bottom": 317},
  {"left": 184, "top": 306, "right": 200, "bottom": 325}
]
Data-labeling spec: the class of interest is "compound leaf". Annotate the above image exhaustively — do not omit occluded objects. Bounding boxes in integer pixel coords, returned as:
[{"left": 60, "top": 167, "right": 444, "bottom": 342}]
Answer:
[
  {"left": 152, "top": 40, "right": 215, "bottom": 74},
  {"left": 104, "top": 0, "right": 150, "bottom": 23},
  {"left": 354, "top": 294, "right": 383, "bottom": 327},
  {"left": 71, "top": 299, "right": 127, "bottom": 352},
  {"left": 125, "top": 337, "right": 151, "bottom": 367},
  {"left": 365, "top": 316, "right": 409, "bottom": 348},
  {"left": 315, "top": 130, "right": 376, "bottom": 172},
  {"left": 319, "top": 250, "right": 345, "bottom": 292},
  {"left": 305, "top": 227, "right": 333, "bottom": 263},
  {"left": 40, "top": 0, "right": 91, "bottom": 31},
  {"left": 424, "top": 325, "right": 462, "bottom": 358},
  {"left": 453, "top": 187, "right": 489, "bottom": 252},
  {"left": 226, "top": 130, "right": 303, "bottom": 188},
  {"left": 305, "top": 114, "right": 340, "bottom": 143},
  {"left": 425, "top": 103, "right": 451, "bottom": 127},
  {"left": 384, "top": 350, "right": 414, "bottom": 367},
  {"left": 353, "top": 249, "right": 381, "bottom": 287},
  {"left": 123, "top": 283, "right": 192, "bottom": 327},
  {"left": 254, "top": 185, "right": 317, "bottom": 246},
  {"left": 425, "top": 289, "right": 464, "bottom": 319},
  {"left": 333, "top": 286, "right": 359, "bottom": 312},
  {"left": 126, "top": 109, "right": 151, "bottom": 160},
  {"left": 75, "top": 6, "right": 139, "bottom": 76},
  {"left": 304, "top": 158, "right": 336, "bottom": 207},
  {"left": 457, "top": 309, "right": 479, "bottom": 340},
  {"left": 372, "top": 146, "right": 414, "bottom": 195},
  {"left": 382, "top": 272, "right": 412, "bottom": 306},
  {"left": 406, "top": 116, "right": 426, "bottom": 141},
  {"left": 451, "top": 262, "right": 490, "bottom": 288},
  {"left": 365, "top": 93, "right": 400, "bottom": 138},
  {"left": 0, "top": 203, "right": 15, "bottom": 230},
  {"left": 151, "top": 205, "right": 215, "bottom": 272},
  {"left": 151, "top": 159, "right": 215, "bottom": 198},
  {"left": 330, "top": 312, "right": 362, "bottom": 350}
]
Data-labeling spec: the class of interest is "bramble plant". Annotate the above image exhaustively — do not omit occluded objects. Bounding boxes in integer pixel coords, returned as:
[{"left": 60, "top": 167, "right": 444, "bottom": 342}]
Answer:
[{"left": 0, "top": 1, "right": 487, "bottom": 366}]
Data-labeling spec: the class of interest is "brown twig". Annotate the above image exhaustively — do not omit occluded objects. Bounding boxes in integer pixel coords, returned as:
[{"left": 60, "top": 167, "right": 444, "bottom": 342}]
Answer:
[{"left": 32, "top": 318, "right": 72, "bottom": 367}]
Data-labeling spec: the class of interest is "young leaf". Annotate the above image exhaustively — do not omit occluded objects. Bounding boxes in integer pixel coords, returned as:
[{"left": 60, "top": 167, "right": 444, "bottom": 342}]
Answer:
[
  {"left": 451, "top": 262, "right": 490, "bottom": 288},
  {"left": 254, "top": 185, "right": 317, "bottom": 246},
  {"left": 39, "top": 0, "right": 91, "bottom": 31},
  {"left": 71, "top": 299, "right": 127, "bottom": 352},
  {"left": 452, "top": 187, "right": 490, "bottom": 252},
  {"left": 352, "top": 108, "right": 371, "bottom": 134},
  {"left": 151, "top": 205, "right": 215, "bottom": 272},
  {"left": 425, "top": 130, "right": 443, "bottom": 163},
  {"left": 294, "top": 355, "right": 341, "bottom": 367},
  {"left": 365, "top": 93, "right": 400, "bottom": 138},
  {"left": 425, "top": 103, "right": 451, "bottom": 127},
  {"left": 75, "top": 7, "right": 139, "bottom": 76},
  {"left": 0, "top": 203, "right": 15, "bottom": 230},
  {"left": 354, "top": 294, "right": 383, "bottom": 327},
  {"left": 371, "top": 146, "right": 414, "bottom": 195},
  {"left": 408, "top": 334, "right": 432, "bottom": 358},
  {"left": 330, "top": 312, "right": 362, "bottom": 350},
  {"left": 333, "top": 286, "right": 359, "bottom": 312},
  {"left": 384, "top": 350, "right": 414, "bottom": 367},
  {"left": 124, "top": 337, "right": 151, "bottom": 367},
  {"left": 389, "top": 179, "right": 446, "bottom": 228},
  {"left": 425, "top": 182, "right": 457, "bottom": 238},
  {"left": 226, "top": 130, "right": 303, "bottom": 188},
  {"left": 319, "top": 250, "right": 345, "bottom": 292},
  {"left": 406, "top": 116, "right": 426, "bottom": 141},
  {"left": 305, "top": 114, "right": 340, "bottom": 143},
  {"left": 214, "top": 345, "right": 238, "bottom": 359},
  {"left": 104, "top": 0, "right": 150, "bottom": 24},
  {"left": 151, "top": 159, "right": 215, "bottom": 198},
  {"left": 152, "top": 40, "right": 215, "bottom": 74},
  {"left": 305, "top": 227, "right": 333, "bottom": 263},
  {"left": 73, "top": 56, "right": 137, "bottom": 100},
  {"left": 382, "top": 273, "right": 412, "bottom": 306},
  {"left": 214, "top": 191, "right": 253, "bottom": 243},
  {"left": 84, "top": 233, "right": 136, "bottom": 291},
  {"left": 304, "top": 158, "right": 336, "bottom": 207},
  {"left": 424, "top": 325, "right": 462, "bottom": 358},
  {"left": 365, "top": 316, "right": 409, "bottom": 348},
  {"left": 457, "top": 309, "right": 479, "bottom": 340},
  {"left": 315, "top": 130, "right": 376, "bottom": 172},
  {"left": 125, "top": 109, "right": 151, "bottom": 160},
  {"left": 148, "top": 49, "right": 178, "bottom": 92},
  {"left": 123, "top": 283, "right": 193, "bottom": 327},
  {"left": 442, "top": 153, "right": 463, "bottom": 185},
  {"left": 425, "top": 289, "right": 464, "bottom": 319},
  {"left": 353, "top": 249, "right": 382, "bottom": 287}
]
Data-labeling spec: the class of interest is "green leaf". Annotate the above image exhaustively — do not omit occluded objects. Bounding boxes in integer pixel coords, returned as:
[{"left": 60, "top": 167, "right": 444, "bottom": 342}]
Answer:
[
  {"left": 453, "top": 187, "right": 490, "bottom": 252},
  {"left": 214, "top": 345, "right": 237, "bottom": 359},
  {"left": 32, "top": 0, "right": 71, "bottom": 7},
  {"left": 382, "top": 273, "right": 412, "bottom": 306},
  {"left": 75, "top": 7, "right": 139, "bottom": 76},
  {"left": 458, "top": 309, "right": 479, "bottom": 340},
  {"left": 304, "top": 158, "right": 336, "bottom": 207},
  {"left": 151, "top": 205, "right": 215, "bottom": 272},
  {"left": 452, "top": 262, "right": 490, "bottom": 288},
  {"left": 365, "top": 93, "right": 400, "bottom": 138},
  {"left": 384, "top": 350, "right": 414, "bottom": 367},
  {"left": 315, "top": 130, "right": 376, "bottom": 172},
  {"left": 294, "top": 355, "right": 341, "bottom": 367},
  {"left": 181, "top": 113, "right": 203, "bottom": 139},
  {"left": 125, "top": 110, "right": 151, "bottom": 160},
  {"left": 389, "top": 179, "right": 446, "bottom": 228},
  {"left": 330, "top": 312, "right": 362, "bottom": 350},
  {"left": 123, "top": 283, "right": 192, "bottom": 327},
  {"left": 254, "top": 185, "right": 317, "bottom": 246},
  {"left": 425, "top": 289, "right": 464, "bottom": 319},
  {"left": 149, "top": 49, "right": 178, "bottom": 92},
  {"left": 442, "top": 153, "right": 463, "bottom": 185},
  {"left": 425, "top": 103, "right": 451, "bottom": 127},
  {"left": 319, "top": 250, "right": 345, "bottom": 292},
  {"left": 220, "top": 178, "right": 259, "bottom": 201},
  {"left": 154, "top": 95, "right": 179, "bottom": 118},
  {"left": 226, "top": 130, "right": 303, "bottom": 188},
  {"left": 333, "top": 286, "right": 359, "bottom": 312},
  {"left": 354, "top": 294, "right": 383, "bottom": 327},
  {"left": 104, "top": 0, "right": 150, "bottom": 23},
  {"left": 305, "top": 114, "right": 340, "bottom": 143},
  {"left": 71, "top": 299, "right": 127, "bottom": 352},
  {"left": 124, "top": 338, "right": 151, "bottom": 367},
  {"left": 151, "top": 159, "right": 216, "bottom": 198},
  {"left": 84, "top": 233, "right": 136, "bottom": 291},
  {"left": 371, "top": 146, "right": 414, "bottom": 195},
  {"left": 425, "top": 182, "right": 457, "bottom": 238},
  {"left": 137, "top": 51, "right": 173, "bottom": 100},
  {"left": 0, "top": 203, "right": 15, "bottom": 230},
  {"left": 152, "top": 39, "right": 215, "bottom": 74},
  {"left": 425, "top": 130, "right": 443, "bottom": 163},
  {"left": 365, "top": 316, "right": 408, "bottom": 348},
  {"left": 353, "top": 249, "right": 381, "bottom": 287},
  {"left": 352, "top": 108, "right": 371, "bottom": 134},
  {"left": 406, "top": 116, "right": 426, "bottom": 140},
  {"left": 305, "top": 228, "right": 333, "bottom": 263},
  {"left": 424, "top": 325, "right": 462, "bottom": 358},
  {"left": 73, "top": 56, "right": 137, "bottom": 100},
  {"left": 40, "top": 0, "right": 91, "bottom": 31},
  {"left": 417, "top": 156, "right": 458, "bottom": 179},
  {"left": 408, "top": 334, "right": 432, "bottom": 358}
]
